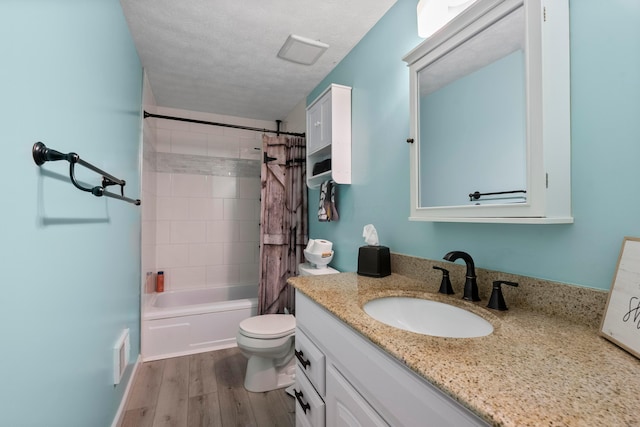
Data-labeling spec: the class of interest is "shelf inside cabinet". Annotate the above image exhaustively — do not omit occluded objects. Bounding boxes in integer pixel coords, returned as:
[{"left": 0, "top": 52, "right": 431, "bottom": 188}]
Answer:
[{"left": 308, "top": 170, "right": 332, "bottom": 189}]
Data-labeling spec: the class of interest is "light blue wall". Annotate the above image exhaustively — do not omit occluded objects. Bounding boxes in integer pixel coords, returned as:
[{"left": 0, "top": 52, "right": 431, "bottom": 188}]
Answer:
[
  {"left": 308, "top": 0, "right": 640, "bottom": 290},
  {"left": 0, "top": 1, "right": 142, "bottom": 426}
]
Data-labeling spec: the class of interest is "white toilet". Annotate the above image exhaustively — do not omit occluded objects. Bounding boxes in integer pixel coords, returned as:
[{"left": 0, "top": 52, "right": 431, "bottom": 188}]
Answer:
[{"left": 236, "top": 262, "right": 339, "bottom": 392}]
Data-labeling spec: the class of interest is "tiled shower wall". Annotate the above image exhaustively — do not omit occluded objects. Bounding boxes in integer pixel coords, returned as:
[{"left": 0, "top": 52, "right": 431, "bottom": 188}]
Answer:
[
  {"left": 141, "top": 75, "right": 158, "bottom": 299},
  {"left": 145, "top": 106, "right": 274, "bottom": 291}
]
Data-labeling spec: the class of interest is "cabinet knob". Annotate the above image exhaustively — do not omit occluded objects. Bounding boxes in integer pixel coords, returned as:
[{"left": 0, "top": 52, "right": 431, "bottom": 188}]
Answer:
[{"left": 406, "top": 138, "right": 414, "bottom": 144}]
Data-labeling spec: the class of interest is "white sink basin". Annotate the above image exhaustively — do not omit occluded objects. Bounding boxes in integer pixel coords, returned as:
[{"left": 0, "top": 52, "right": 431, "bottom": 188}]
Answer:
[{"left": 363, "top": 296, "right": 493, "bottom": 338}]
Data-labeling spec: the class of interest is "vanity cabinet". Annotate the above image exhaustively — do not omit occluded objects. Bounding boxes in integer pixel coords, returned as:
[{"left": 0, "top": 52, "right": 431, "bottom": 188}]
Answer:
[
  {"left": 325, "top": 365, "right": 387, "bottom": 426},
  {"left": 295, "top": 292, "right": 487, "bottom": 427},
  {"left": 305, "top": 84, "right": 351, "bottom": 189}
]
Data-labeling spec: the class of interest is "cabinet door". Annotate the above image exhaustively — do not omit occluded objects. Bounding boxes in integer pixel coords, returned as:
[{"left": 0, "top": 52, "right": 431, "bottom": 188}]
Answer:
[
  {"left": 307, "top": 101, "right": 323, "bottom": 153},
  {"left": 326, "top": 364, "right": 388, "bottom": 427},
  {"left": 318, "top": 92, "right": 332, "bottom": 149},
  {"left": 307, "top": 92, "right": 332, "bottom": 154},
  {"left": 295, "top": 363, "right": 326, "bottom": 427},
  {"left": 295, "top": 327, "right": 326, "bottom": 395}
]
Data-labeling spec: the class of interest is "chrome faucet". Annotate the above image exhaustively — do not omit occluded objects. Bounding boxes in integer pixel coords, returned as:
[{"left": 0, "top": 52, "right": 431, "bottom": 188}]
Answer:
[{"left": 443, "top": 251, "right": 480, "bottom": 301}]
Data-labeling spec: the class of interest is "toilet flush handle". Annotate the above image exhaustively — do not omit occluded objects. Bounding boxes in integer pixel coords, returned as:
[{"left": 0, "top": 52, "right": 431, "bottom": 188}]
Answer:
[{"left": 295, "top": 349, "right": 311, "bottom": 369}]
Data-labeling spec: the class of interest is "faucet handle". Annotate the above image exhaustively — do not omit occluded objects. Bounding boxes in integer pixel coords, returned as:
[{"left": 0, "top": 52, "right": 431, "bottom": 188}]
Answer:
[
  {"left": 433, "top": 266, "right": 454, "bottom": 295},
  {"left": 487, "top": 280, "right": 519, "bottom": 311}
]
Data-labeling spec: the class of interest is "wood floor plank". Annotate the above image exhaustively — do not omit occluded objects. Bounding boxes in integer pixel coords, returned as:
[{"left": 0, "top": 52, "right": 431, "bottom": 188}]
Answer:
[
  {"left": 121, "top": 407, "right": 155, "bottom": 427},
  {"left": 124, "top": 348, "right": 295, "bottom": 427},
  {"left": 189, "top": 351, "right": 218, "bottom": 397},
  {"left": 126, "top": 359, "right": 165, "bottom": 410},
  {"left": 187, "top": 392, "right": 223, "bottom": 427},
  {"left": 271, "top": 389, "right": 295, "bottom": 426},
  {"left": 214, "top": 348, "right": 257, "bottom": 426},
  {"left": 153, "top": 356, "right": 190, "bottom": 427},
  {"left": 214, "top": 347, "right": 246, "bottom": 389},
  {"left": 247, "top": 389, "right": 294, "bottom": 427}
]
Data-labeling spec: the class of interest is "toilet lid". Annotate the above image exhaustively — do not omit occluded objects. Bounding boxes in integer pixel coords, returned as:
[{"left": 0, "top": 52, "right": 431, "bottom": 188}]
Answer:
[{"left": 239, "top": 314, "right": 296, "bottom": 339}]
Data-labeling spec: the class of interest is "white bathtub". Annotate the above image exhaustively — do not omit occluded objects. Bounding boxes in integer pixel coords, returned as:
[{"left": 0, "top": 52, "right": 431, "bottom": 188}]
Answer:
[{"left": 142, "top": 285, "right": 258, "bottom": 361}]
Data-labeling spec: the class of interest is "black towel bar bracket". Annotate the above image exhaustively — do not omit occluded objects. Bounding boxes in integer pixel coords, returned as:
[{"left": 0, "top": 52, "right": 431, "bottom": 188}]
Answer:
[{"left": 32, "top": 142, "right": 141, "bottom": 206}]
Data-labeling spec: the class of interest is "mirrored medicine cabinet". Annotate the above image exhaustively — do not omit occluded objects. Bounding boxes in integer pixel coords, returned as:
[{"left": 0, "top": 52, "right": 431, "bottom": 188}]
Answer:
[{"left": 403, "top": 0, "right": 572, "bottom": 223}]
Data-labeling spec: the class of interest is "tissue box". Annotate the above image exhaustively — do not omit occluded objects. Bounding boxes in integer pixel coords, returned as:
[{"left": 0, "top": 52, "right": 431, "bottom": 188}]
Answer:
[{"left": 357, "top": 245, "right": 391, "bottom": 278}]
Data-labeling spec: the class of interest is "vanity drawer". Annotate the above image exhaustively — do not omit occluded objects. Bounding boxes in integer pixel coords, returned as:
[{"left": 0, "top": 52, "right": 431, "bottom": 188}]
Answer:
[
  {"left": 294, "top": 364, "right": 325, "bottom": 427},
  {"left": 295, "top": 327, "right": 326, "bottom": 395}
]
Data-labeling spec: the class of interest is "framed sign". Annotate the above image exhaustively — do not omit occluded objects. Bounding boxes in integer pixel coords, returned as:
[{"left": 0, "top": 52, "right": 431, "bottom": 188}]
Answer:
[{"left": 600, "top": 237, "right": 640, "bottom": 359}]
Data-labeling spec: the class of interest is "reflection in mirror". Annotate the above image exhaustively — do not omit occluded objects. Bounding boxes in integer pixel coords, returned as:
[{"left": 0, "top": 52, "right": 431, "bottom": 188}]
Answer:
[{"left": 418, "top": 6, "right": 526, "bottom": 208}]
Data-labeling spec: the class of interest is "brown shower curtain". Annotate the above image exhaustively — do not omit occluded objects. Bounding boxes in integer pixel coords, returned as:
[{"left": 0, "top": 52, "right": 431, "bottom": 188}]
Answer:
[{"left": 258, "top": 134, "right": 307, "bottom": 315}]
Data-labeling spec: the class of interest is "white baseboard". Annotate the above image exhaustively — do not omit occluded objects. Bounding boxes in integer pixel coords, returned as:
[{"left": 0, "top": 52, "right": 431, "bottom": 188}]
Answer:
[{"left": 110, "top": 354, "right": 142, "bottom": 427}]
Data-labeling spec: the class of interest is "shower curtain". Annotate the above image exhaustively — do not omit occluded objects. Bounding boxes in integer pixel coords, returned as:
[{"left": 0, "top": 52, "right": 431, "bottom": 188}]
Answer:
[{"left": 258, "top": 134, "right": 307, "bottom": 315}]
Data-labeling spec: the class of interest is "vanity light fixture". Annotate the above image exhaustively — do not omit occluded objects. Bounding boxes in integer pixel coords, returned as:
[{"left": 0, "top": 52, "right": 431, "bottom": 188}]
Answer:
[
  {"left": 417, "top": 0, "right": 478, "bottom": 38},
  {"left": 277, "top": 34, "right": 329, "bottom": 65}
]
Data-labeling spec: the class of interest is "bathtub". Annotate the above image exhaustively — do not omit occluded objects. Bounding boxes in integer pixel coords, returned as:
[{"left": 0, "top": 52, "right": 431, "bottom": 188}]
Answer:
[{"left": 142, "top": 285, "right": 258, "bottom": 361}]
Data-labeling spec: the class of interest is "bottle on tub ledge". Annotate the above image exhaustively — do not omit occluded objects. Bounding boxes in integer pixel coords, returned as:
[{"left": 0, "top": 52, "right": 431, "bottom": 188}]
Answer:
[{"left": 156, "top": 271, "right": 164, "bottom": 293}]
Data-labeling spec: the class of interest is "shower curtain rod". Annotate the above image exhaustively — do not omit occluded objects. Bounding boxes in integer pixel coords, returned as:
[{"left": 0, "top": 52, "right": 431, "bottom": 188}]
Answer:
[{"left": 143, "top": 111, "right": 306, "bottom": 138}]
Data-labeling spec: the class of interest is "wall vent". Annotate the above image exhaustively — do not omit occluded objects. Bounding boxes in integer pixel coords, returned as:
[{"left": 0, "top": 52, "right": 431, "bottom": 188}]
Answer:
[{"left": 113, "top": 328, "right": 130, "bottom": 385}]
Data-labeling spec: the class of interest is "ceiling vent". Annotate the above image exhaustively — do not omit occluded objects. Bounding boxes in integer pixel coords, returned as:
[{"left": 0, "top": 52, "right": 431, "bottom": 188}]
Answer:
[{"left": 277, "top": 34, "right": 329, "bottom": 65}]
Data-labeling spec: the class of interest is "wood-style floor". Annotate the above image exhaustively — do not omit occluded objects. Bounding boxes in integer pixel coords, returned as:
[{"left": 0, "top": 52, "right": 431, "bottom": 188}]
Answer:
[{"left": 120, "top": 347, "right": 295, "bottom": 427}]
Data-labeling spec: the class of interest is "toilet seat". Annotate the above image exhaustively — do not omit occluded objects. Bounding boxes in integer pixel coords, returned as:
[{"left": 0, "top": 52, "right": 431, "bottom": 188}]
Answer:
[{"left": 238, "top": 314, "right": 295, "bottom": 339}]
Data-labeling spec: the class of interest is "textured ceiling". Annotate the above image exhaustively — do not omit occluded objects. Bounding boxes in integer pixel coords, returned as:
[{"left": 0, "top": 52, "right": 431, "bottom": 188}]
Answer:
[{"left": 120, "top": 0, "right": 398, "bottom": 121}]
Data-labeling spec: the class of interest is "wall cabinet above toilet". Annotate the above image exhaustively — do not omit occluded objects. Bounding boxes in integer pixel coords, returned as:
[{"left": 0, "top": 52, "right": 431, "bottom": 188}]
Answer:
[{"left": 306, "top": 84, "right": 352, "bottom": 189}]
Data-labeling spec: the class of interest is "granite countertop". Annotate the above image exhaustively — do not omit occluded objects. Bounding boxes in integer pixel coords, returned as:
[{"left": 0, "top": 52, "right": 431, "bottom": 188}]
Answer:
[{"left": 288, "top": 272, "right": 640, "bottom": 427}]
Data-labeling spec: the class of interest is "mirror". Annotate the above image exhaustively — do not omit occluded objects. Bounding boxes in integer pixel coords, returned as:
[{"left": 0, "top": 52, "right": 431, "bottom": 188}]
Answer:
[{"left": 403, "top": 0, "right": 572, "bottom": 223}]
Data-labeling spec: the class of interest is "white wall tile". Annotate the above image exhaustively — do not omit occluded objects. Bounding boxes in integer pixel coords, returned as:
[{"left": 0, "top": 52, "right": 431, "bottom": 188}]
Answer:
[
  {"left": 206, "top": 264, "right": 240, "bottom": 286},
  {"left": 141, "top": 190, "right": 155, "bottom": 222},
  {"left": 157, "top": 244, "right": 189, "bottom": 268},
  {"left": 150, "top": 107, "right": 268, "bottom": 291},
  {"left": 187, "top": 243, "right": 226, "bottom": 267},
  {"left": 212, "top": 176, "right": 237, "bottom": 198},
  {"left": 239, "top": 137, "right": 262, "bottom": 160},
  {"left": 237, "top": 263, "right": 259, "bottom": 285},
  {"left": 238, "top": 221, "right": 259, "bottom": 242},
  {"left": 187, "top": 243, "right": 209, "bottom": 266},
  {"left": 156, "top": 128, "right": 172, "bottom": 153},
  {"left": 203, "top": 243, "right": 224, "bottom": 266},
  {"left": 188, "top": 198, "right": 209, "bottom": 221},
  {"left": 208, "top": 135, "right": 240, "bottom": 158},
  {"left": 167, "top": 266, "right": 206, "bottom": 289},
  {"left": 206, "top": 199, "right": 224, "bottom": 220},
  {"left": 238, "top": 177, "right": 261, "bottom": 199},
  {"left": 162, "top": 197, "right": 189, "bottom": 220},
  {"left": 206, "top": 220, "right": 238, "bottom": 242},
  {"left": 142, "top": 220, "right": 157, "bottom": 247},
  {"left": 223, "top": 242, "right": 258, "bottom": 265},
  {"left": 172, "top": 174, "right": 210, "bottom": 198},
  {"left": 156, "top": 221, "right": 171, "bottom": 245},
  {"left": 171, "top": 221, "right": 206, "bottom": 244},
  {"left": 156, "top": 197, "right": 173, "bottom": 221},
  {"left": 156, "top": 173, "right": 172, "bottom": 197},
  {"left": 171, "top": 130, "right": 207, "bottom": 156},
  {"left": 225, "top": 199, "right": 259, "bottom": 221}
]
